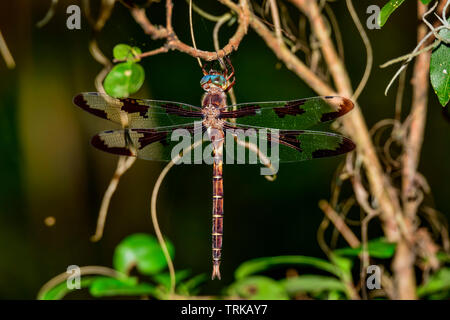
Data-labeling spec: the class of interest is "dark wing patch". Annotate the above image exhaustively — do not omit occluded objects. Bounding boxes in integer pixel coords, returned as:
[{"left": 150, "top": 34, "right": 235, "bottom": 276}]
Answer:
[
  {"left": 221, "top": 96, "right": 354, "bottom": 130},
  {"left": 224, "top": 127, "right": 355, "bottom": 163},
  {"left": 273, "top": 99, "right": 306, "bottom": 118},
  {"left": 312, "top": 138, "right": 356, "bottom": 158},
  {"left": 90, "top": 125, "right": 205, "bottom": 161},
  {"left": 219, "top": 105, "right": 260, "bottom": 119}
]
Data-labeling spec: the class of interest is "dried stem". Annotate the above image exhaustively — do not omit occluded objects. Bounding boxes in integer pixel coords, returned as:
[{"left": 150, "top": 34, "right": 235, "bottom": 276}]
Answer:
[
  {"left": 0, "top": 30, "right": 15, "bottom": 69},
  {"left": 150, "top": 140, "right": 204, "bottom": 296},
  {"left": 130, "top": 0, "right": 250, "bottom": 61},
  {"left": 285, "top": 0, "right": 402, "bottom": 241},
  {"left": 318, "top": 200, "right": 360, "bottom": 248},
  {"left": 91, "top": 156, "right": 136, "bottom": 242},
  {"left": 392, "top": 1, "right": 434, "bottom": 300},
  {"left": 37, "top": 266, "right": 122, "bottom": 299}
]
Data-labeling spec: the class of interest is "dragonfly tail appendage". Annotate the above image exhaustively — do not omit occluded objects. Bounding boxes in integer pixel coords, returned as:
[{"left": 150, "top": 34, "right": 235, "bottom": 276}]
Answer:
[{"left": 211, "top": 158, "right": 224, "bottom": 280}]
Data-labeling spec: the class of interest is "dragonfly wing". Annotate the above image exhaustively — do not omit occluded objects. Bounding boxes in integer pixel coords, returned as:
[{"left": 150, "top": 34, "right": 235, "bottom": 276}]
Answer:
[
  {"left": 222, "top": 126, "right": 355, "bottom": 163},
  {"left": 73, "top": 92, "right": 203, "bottom": 128},
  {"left": 91, "top": 125, "right": 209, "bottom": 162},
  {"left": 220, "top": 96, "right": 353, "bottom": 130}
]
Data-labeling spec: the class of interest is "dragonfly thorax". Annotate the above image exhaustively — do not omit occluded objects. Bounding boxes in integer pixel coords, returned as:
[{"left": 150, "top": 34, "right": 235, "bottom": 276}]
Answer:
[{"left": 202, "top": 104, "right": 224, "bottom": 129}]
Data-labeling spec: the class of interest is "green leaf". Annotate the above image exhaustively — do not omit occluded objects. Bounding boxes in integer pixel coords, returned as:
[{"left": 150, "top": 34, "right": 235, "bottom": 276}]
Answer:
[
  {"left": 227, "top": 276, "right": 289, "bottom": 300},
  {"left": 333, "top": 237, "right": 396, "bottom": 259},
  {"left": 280, "top": 275, "right": 347, "bottom": 297},
  {"left": 430, "top": 23, "right": 450, "bottom": 107},
  {"left": 89, "top": 276, "right": 156, "bottom": 297},
  {"left": 420, "top": 0, "right": 432, "bottom": 4},
  {"left": 151, "top": 269, "right": 191, "bottom": 290},
  {"left": 234, "top": 256, "right": 343, "bottom": 279},
  {"left": 436, "top": 252, "right": 450, "bottom": 263},
  {"left": 178, "top": 274, "right": 208, "bottom": 296},
  {"left": 113, "top": 44, "right": 142, "bottom": 61},
  {"left": 39, "top": 277, "right": 96, "bottom": 300},
  {"left": 104, "top": 61, "right": 145, "bottom": 98},
  {"left": 113, "top": 233, "right": 174, "bottom": 276},
  {"left": 417, "top": 268, "right": 450, "bottom": 297},
  {"left": 378, "top": 0, "right": 405, "bottom": 27}
]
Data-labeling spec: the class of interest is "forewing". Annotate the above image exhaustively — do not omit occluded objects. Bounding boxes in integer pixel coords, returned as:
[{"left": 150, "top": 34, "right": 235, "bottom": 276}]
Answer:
[
  {"left": 73, "top": 92, "right": 203, "bottom": 128},
  {"left": 220, "top": 96, "right": 353, "bottom": 130}
]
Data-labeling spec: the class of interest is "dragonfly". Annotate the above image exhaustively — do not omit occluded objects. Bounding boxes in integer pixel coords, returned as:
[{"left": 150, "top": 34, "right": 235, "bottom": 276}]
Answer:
[{"left": 73, "top": 57, "right": 355, "bottom": 280}]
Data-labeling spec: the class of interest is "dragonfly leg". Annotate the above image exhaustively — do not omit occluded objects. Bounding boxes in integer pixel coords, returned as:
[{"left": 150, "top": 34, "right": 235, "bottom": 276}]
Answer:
[
  {"left": 225, "top": 56, "right": 235, "bottom": 81},
  {"left": 202, "top": 64, "right": 208, "bottom": 75},
  {"left": 225, "top": 78, "right": 236, "bottom": 92}
]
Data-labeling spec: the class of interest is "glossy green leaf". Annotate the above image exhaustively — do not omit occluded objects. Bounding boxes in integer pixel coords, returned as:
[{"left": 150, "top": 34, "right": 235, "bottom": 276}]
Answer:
[
  {"left": 333, "top": 237, "right": 396, "bottom": 259},
  {"left": 113, "top": 233, "right": 174, "bottom": 276},
  {"left": 417, "top": 268, "right": 450, "bottom": 297},
  {"left": 113, "top": 44, "right": 142, "bottom": 61},
  {"left": 89, "top": 276, "right": 156, "bottom": 297},
  {"left": 234, "top": 255, "right": 343, "bottom": 279},
  {"left": 280, "top": 275, "right": 347, "bottom": 297},
  {"left": 104, "top": 61, "right": 145, "bottom": 98},
  {"left": 378, "top": 0, "right": 405, "bottom": 27},
  {"left": 430, "top": 23, "right": 450, "bottom": 106},
  {"left": 420, "top": 0, "right": 432, "bottom": 4},
  {"left": 39, "top": 277, "right": 96, "bottom": 300},
  {"left": 227, "top": 276, "right": 289, "bottom": 300}
]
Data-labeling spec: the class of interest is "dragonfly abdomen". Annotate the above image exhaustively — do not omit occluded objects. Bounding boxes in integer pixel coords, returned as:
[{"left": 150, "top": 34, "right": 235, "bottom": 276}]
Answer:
[{"left": 211, "top": 158, "right": 224, "bottom": 280}]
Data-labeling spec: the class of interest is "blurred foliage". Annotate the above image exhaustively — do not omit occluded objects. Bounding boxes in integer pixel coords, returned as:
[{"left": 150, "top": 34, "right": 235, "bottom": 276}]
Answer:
[
  {"left": 40, "top": 234, "right": 206, "bottom": 299},
  {"left": 41, "top": 233, "right": 450, "bottom": 300}
]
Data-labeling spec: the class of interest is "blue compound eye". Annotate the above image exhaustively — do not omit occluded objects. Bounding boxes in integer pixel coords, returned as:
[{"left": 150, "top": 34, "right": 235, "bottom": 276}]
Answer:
[
  {"left": 211, "top": 75, "right": 226, "bottom": 86},
  {"left": 200, "top": 75, "right": 211, "bottom": 86},
  {"left": 200, "top": 74, "right": 226, "bottom": 88}
]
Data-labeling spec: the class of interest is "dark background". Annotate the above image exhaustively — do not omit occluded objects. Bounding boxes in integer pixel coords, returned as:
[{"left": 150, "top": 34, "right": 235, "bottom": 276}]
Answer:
[{"left": 0, "top": 0, "right": 449, "bottom": 299}]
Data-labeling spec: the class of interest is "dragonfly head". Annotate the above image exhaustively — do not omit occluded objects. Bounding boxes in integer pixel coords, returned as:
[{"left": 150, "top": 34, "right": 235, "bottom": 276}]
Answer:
[{"left": 200, "top": 71, "right": 227, "bottom": 91}]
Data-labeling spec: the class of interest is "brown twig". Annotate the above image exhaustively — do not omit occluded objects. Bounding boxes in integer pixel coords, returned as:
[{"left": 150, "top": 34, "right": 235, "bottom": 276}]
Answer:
[
  {"left": 284, "top": 0, "right": 402, "bottom": 241},
  {"left": 0, "top": 30, "right": 15, "bottom": 69},
  {"left": 318, "top": 200, "right": 360, "bottom": 248},
  {"left": 392, "top": 1, "right": 434, "bottom": 300},
  {"left": 130, "top": 0, "right": 250, "bottom": 61}
]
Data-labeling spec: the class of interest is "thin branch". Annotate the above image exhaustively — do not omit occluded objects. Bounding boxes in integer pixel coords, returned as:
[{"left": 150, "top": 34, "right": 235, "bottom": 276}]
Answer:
[
  {"left": 130, "top": 0, "right": 250, "bottom": 61},
  {"left": 36, "top": 0, "right": 59, "bottom": 28},
  {"left": 287, "top": 0, "right": 402, "bottom": 241},
  {"left": 269, "top": 0, "right": 283, "bottom": 45},
  {"left": 185, "top": 0, "right": 227, "bottom": 22},
  {"left": 0, "top": 30, "right": 15, "bottom": 69},
  {"left": 91, "top": 156, "right": 136, "bottom": 242},
  {"left": 37, "top": 266, "right": 122, "bottom": 299},
  {"left": 318, "top": 200, "right": 360, "bottom": 248},
  {"left": 189, "top": 0, "right": 203, "bottom": 68},
  {"left": 346, "top": 0, "right": 373, "bottom": 100},
  {"left": 150, "top": 139, "right": 204, "bottom": 297}
]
